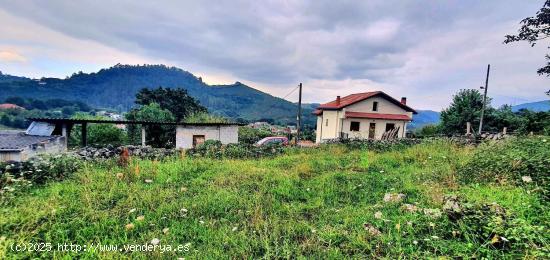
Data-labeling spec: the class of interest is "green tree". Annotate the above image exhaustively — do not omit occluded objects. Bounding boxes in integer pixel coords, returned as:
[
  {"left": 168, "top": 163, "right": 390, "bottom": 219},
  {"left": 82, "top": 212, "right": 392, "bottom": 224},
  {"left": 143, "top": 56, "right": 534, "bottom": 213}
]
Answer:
[
  {"left": 440, "top": 89, "right": 491, "bottom": 135},
  {"left": 505, "top": 0, "right": 550, "bottom": 76},
  {"left": 183, "top": 112, "right": 228, "bottom": 123},
  {"left": 238, "top": 127, "right": 272, "bottom": 144},
  {"left": 125, "top": 103, "right": 176, "bottom": 148},
  {"left": 485, "top": 105, "right": 524, "bottom": 132},
  {"left": 515, "top": 109, "right": 550, "bottom": 134},
  {"left": 415, "top": 124, "right": 442, "bottom": 137},
  {"left": 69, "top": 113, "right": 127, "bottom": 147},
  {"left": 135, "top": 87, "right": 206, "bottom": 121}
]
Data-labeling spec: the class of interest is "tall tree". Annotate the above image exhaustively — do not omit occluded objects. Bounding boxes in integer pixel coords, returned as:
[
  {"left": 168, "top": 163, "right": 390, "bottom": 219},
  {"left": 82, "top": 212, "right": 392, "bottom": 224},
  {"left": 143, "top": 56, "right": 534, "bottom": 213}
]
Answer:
[
  {"left": 440, "top": 89, "right": 492, "bottom": 134},
  {"left": 125, "top": 103, "right": 176, "bottom": 148},
  {"left": 505, "top": 0, "right": 550, "bottom": 76},
  {"left": 135, "top": 87, "right": 206, "bottom": 121}
]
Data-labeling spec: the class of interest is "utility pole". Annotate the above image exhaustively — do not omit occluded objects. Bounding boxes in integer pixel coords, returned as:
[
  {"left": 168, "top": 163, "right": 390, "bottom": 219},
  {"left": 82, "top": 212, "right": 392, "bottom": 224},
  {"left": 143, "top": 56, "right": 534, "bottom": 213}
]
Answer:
[
  {"left": 478, "top": 64, "right": 490, "bottom": 135},
  {"left": 296, "top": 83, "right": 303, "bottom": 145}
]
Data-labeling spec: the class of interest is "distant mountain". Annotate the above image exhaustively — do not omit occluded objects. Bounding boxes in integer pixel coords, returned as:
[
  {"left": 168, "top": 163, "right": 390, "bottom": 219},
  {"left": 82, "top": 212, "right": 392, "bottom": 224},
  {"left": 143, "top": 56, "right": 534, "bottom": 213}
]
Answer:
[
  {"left": 512, "top": 100, "right": 550, "bottom": 112},
  {"left": 0, "top": 71, "right": 31, "bottom": 83},
  {"left": 409, "top": 110, "right": 440, "bottom": 129},
  {"left": 0, "top": 64, "right": 315, "bottom": 125}
]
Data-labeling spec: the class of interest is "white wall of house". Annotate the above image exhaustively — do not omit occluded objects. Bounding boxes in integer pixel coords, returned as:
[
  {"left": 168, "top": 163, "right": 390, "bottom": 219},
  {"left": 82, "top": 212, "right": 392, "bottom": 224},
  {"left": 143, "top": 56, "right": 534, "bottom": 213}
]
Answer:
[
  {"left": 176, "top": 125, "right": 238, "bottom": 149},
  {"left": 342, "top": 119, "right": 407, "bottom": 139},
  {"left": 345, "top": 96, "right": 413, "bottom": 118},
  {"left": 315, "top": 110, "right": 344, "bottom": 143},
  {"left": 315, "top": 96, "right": 412, "bottom": 143}
]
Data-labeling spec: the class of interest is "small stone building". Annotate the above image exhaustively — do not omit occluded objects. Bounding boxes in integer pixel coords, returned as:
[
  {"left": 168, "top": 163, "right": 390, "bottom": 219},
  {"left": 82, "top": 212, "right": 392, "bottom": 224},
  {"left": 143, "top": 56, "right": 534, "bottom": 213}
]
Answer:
[
  {"left": 176, "top": 124, "right": 239, "bottom": 149},
  {"left": 0, "top": 130, "right": 66, "bottom": 162}
]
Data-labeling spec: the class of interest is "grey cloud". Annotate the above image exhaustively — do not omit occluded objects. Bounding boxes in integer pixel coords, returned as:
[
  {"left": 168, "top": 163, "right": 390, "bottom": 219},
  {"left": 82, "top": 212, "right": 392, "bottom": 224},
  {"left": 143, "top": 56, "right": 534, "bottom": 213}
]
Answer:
[{"left": 1, "top": 0, "right": 549, "bottom": 109}]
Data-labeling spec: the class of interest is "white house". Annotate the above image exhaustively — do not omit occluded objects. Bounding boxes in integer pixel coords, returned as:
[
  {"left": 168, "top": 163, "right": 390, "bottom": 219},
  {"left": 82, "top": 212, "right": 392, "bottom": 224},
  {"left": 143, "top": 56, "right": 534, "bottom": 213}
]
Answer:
[
  {"left": 314, "top": 91, "right": 417, "bottom": 143},
  {"left": 176, "top": 124, "right": 240, "bottom": 149}
]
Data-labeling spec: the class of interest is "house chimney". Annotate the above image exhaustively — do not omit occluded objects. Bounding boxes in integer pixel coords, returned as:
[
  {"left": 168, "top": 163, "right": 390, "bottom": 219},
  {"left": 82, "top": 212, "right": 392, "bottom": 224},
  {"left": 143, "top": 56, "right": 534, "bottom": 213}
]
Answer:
[
  {"left": 336, "top": 96, "right": 341, "bottom": 105},
  {"left": 400, "top": 97, "right": 407, "bottom": 105}
]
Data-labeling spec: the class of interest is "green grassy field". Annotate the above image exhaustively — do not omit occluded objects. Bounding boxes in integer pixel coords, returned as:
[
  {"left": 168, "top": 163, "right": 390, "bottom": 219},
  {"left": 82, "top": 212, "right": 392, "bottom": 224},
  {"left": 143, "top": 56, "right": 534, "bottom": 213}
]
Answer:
[{"left": 0, "top": 139, "right": 548, "bottom": 258}]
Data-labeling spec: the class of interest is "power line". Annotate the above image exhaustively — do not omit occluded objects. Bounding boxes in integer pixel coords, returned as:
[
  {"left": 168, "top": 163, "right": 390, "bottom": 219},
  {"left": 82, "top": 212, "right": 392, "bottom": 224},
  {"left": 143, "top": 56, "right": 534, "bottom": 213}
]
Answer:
[{"left": 281, "top": 85, "right": 300, "bottom": 100}]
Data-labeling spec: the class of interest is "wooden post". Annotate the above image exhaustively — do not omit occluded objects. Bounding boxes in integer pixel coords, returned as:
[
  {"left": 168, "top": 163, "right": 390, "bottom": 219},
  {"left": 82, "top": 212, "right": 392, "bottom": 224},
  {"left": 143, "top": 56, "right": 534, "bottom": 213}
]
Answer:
[
  {"left": 503, "top": 127, "right": 507, "bottom": 135},
  {"left": 141, "top": 125, "right": 146, "bottom": 146},
  {"left": 81, "top": 122, "right": 87, "bottom": 147},
  {"left": 466, "top": 122, "right": 471, "bottom": 135},
  {"left": 296, "top": 83, "right": 303, "bottom": 146},
  {"left": 478, "top": 64, "right": 490, "bottom": 135},
  {"left": 61, "top": 123, "right": 68, "bottom": 151}
]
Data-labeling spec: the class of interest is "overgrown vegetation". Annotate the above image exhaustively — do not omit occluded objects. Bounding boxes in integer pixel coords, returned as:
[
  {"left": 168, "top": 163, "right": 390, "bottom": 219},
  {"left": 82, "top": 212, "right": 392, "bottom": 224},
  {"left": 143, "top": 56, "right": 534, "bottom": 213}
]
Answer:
[
  {"left": 186, "top": 140, "right": 285, "bottom": 159},
  {"left": 0, "top": 137, "right": 547, "bottom": 258},
  {"left": 460, "top": 136, "right": 550, "bottom": 198},
  {"left": 425, "top": 89, "right": 550, "bottom": 136}
]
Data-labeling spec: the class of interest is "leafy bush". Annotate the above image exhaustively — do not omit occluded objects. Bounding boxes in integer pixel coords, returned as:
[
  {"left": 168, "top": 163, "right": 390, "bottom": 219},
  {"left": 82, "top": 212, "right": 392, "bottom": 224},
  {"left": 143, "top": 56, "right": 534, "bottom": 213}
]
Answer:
[
  {"left": 443, "top": 195, "right": 548, "bottom": 256},
  {"left": 1, "top": 154, "right": 82, "bottom": 196},
  {"left": 324, "top": 138, "right": 422, "bottom": 152},
  {"left": 415, "top": 124, "right": 442, "bottom": 137},
  {"left": 187, "top": 140, "right": 284, "bottom": 159},
  {"left": 238, "top": 127, "right": 272, "bottom": 144},
  {"left": 459, "top": 137, "right": 550, "bottom": 197}
]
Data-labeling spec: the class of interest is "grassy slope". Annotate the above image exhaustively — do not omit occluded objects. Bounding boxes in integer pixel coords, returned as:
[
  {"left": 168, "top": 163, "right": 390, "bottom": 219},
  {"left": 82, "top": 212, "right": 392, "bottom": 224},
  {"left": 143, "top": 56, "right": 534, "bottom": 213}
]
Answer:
[{"left": 0, "top": 141, "right": 546, "bottom": 258}]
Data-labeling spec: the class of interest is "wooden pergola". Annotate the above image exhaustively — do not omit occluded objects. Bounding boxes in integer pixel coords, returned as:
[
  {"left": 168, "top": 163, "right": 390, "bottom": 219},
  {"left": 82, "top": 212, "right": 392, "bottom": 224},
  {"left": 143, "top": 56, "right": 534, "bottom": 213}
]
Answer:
[{"left": 27, "top": 118, "right": 241, "bottom": 147}]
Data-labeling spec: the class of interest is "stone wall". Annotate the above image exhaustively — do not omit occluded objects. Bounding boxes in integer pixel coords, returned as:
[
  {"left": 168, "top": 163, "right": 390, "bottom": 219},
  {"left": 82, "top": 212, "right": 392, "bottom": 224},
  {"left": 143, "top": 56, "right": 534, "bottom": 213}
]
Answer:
[{"left": 74, "top": 145, "right": 175, "bottom": 160}]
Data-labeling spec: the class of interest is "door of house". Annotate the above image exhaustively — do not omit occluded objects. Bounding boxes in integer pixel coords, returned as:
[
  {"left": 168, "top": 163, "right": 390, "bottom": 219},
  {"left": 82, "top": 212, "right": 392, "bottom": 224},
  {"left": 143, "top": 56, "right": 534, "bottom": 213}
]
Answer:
[
  {"left": 192, "top": 135, "right": 205, "bottom": 148},
  {"left": 368, "top": 123, "right": 376, "bottom": 139}
]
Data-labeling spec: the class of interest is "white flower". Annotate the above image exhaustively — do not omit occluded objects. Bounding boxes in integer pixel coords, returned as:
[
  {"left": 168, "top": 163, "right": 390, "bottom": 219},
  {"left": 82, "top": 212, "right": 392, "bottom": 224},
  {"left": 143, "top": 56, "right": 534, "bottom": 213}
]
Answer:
[
  {"left": 163, "top": 228, "right": 169, "bottom": 234},
  {"left": 150, "top": 238, "right": 160, "bottom": 245},
  {"left": 145, "top": 179, "right": 153, "bottom": 183},
  {"left": 129, "top": 208, "right": 136, "bottom": 213},
  {"left": 199, "top": 220, "right": 205, "bottom": 224},
  {"left": 521, "top": 176, "right": 533, "bottom": 183},
  {"left": 232, "top": 226, "right": 238, "bottom": 232},
  {"left": 413, "top": 240, "right": 418, "bottom": 245},
  {"left": 374, "top": 211, "right": 383, "bottom": 219}
]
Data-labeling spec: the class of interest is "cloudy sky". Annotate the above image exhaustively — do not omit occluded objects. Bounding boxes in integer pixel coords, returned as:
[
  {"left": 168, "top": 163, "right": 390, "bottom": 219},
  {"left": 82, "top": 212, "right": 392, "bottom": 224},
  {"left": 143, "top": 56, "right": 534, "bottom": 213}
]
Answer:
[{"left": 1, "top": 0, "right": 549, "bottom": 110}]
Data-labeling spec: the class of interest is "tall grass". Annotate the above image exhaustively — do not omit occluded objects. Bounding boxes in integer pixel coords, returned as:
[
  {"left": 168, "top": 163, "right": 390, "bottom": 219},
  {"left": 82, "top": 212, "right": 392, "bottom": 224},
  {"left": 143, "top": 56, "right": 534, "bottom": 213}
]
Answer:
[{"left": 0, "top": 139, "right": 547, "bottom": 258}]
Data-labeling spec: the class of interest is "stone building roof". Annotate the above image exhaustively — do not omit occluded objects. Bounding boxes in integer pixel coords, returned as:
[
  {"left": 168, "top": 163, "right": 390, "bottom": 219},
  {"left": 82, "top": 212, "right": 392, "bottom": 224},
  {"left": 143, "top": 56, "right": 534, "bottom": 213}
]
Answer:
[{"left": 0, "top": 131, "right": 59, "bottom": 151}]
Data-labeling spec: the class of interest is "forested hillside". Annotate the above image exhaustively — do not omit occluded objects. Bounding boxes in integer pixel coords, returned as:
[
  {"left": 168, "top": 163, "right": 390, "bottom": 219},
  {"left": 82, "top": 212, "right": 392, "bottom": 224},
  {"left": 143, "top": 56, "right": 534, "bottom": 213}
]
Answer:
[{"left": 0, "top": 65, "right": 314, "bottom": 125}]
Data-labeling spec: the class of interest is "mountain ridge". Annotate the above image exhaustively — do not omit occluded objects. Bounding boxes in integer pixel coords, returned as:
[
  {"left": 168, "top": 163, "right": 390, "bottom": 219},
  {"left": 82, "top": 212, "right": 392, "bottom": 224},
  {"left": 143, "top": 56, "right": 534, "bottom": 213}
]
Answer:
[{"left": 0, "top": 64, "right": 315, "bottom": 125}]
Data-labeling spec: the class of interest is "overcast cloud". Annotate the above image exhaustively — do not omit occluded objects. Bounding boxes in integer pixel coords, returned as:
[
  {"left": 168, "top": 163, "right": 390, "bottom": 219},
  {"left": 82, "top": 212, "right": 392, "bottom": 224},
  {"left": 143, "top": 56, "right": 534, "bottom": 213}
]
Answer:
[{"left": 0, "top": 0, "right": 549, "bottom": 110}]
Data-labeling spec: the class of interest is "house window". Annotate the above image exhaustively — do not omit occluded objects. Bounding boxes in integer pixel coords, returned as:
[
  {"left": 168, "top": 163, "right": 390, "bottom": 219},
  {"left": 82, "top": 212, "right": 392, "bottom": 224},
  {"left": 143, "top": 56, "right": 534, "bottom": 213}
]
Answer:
[
  {"left": 385, "top": 123, "right": 395, "bottom": 132},
  {"left": 192, "top": 135, "right": 205, "bottom": 148},
  {"left": 372, "top": 102, "right": 378, "bottom": 111},
  {"left": 350, "top": 121, "right": 360, "bottom": 131},
  {"left": 325, "top": 119, "right": 328, "bottom": 126},
  {"left": 368, "top": 123, "right": 376, "bottom": 139}
]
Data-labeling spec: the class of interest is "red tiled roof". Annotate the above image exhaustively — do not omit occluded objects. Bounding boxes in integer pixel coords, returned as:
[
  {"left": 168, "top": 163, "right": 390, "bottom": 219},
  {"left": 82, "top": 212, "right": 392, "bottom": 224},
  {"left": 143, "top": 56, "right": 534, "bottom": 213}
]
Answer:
[
  {"left": 345, "top": 111, "right": 411, "bottom": 121},
  {"left": 0, "top": 103, "right": 25, "bottom": 110},
  {"left": 316, "top": 91, "right": 417, "bottom": 113},
  {"left": 318, "top": 92, "right": 380, "bottom": 109}
]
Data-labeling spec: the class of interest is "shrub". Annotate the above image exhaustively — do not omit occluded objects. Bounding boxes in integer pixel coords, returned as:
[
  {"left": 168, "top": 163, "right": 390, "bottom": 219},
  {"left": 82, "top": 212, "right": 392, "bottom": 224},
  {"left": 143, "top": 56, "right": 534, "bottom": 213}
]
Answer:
[
  {"left": 443, "top": 195, "right": 548, "bottom": 256},
  {"left": 187, "top": 140, "right": 284, "bottom": 159},
  {"left": 238, "top": 127, "right": 272, "bottom": 144},
  {"left": 1, "top": 154, "right": 82, "bottom": 191},
  {"left": 459, "top": 137, "right": 550, "bottom": 197},
  {"left": 1, "top": 154, "right": 82, "bottom": 200},
  {"left": 324, "top": 138, "right": 421, "bottom": 152}
]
